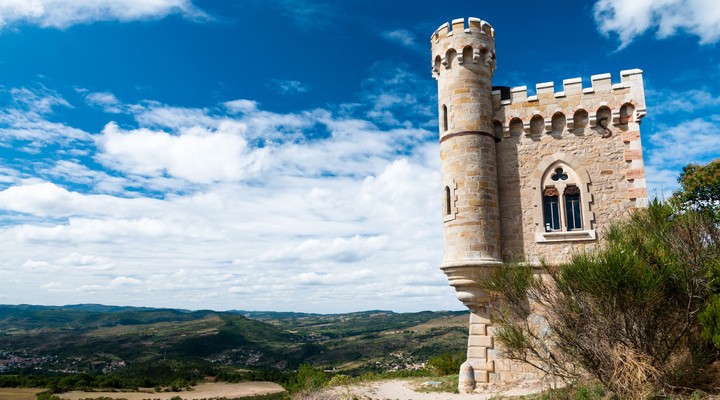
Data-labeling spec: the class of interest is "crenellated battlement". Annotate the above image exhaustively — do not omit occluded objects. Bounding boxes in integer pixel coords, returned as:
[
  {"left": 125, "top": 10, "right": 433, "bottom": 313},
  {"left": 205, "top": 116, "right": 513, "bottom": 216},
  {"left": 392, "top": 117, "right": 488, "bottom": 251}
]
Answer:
[
  {"left": 431, "top": 17, "right": 495, "bottom": 42},
  {"left": 492, "top": 69, "right": 646, "bottom": 137},
  {"left": 494, "top": 69, "right": 644, "bottom": 106},
  {"left": 431, "top": 18, "right": 497, "bottom": 78}
]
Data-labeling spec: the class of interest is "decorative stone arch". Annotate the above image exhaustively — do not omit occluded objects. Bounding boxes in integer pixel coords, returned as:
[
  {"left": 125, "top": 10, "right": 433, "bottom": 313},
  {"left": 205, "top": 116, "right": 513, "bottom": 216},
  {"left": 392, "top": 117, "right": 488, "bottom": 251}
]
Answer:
[
  {"left": 509, "top": 117, "right": 523, "bottom": 137},
  {"left": 460, "top": 45, "right": 473, "bottom": 65},
  {"left": 528, "top": 114, "right": 544, "bottom": 136},
  {"left": 619, "top": 102, "right": 636, "bottom": 125},
  {"left": 593, "top": 105, "right": 612, "bottom": 127},
  {"left": 433, "top": 55, "right": 442, "bottom": 74},
  {"left": 571, "top": 108, "right": 589, "bottom": 133},
  {"left": 551, "top": 111, "right": 566, "bottom": 135},
  {"left": 443, "top": 48, "right": 457, "bottom": 69},
  {"left": 532, "top": 153, "right": 596, "bottom": 242}
]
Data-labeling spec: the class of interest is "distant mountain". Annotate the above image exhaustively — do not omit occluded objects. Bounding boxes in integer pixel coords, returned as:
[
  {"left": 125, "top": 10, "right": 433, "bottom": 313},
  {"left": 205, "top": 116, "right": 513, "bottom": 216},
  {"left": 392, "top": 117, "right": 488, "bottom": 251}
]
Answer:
[{"left": 0, "top": 304, "right": 468, "bottom": 375}]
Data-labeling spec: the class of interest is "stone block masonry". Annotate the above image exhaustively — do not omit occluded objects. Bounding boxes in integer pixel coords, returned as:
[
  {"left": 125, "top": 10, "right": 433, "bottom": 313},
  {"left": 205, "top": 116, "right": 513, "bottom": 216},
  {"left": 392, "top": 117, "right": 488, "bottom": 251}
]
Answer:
[{"left": 431, "top": 17, "right": 648, "bottom": 392}]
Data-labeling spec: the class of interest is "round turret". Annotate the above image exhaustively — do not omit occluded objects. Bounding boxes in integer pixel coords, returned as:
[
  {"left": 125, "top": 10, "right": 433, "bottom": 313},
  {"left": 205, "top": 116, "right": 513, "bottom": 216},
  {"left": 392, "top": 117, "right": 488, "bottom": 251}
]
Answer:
[{"left": 432, "top": 17, "right": 501, "bottom": 307}]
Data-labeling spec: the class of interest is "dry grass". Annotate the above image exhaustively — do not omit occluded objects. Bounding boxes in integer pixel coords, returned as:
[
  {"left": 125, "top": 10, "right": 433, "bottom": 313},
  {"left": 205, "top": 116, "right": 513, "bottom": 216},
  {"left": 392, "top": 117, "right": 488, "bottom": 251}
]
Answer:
[
  {"left": 57, "top": 382, "right": 285, "bottom": 400},
  {"left": 406, "top": 315, "right": 467, "bottom": 332},
  {"left": 0, "top": 387, "right": 47, "bottom": 400}
]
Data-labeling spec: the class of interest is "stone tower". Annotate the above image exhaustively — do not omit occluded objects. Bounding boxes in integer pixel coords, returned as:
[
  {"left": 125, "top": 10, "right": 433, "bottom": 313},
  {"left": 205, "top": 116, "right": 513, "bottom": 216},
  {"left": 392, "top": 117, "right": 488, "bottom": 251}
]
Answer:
[
  {"left": 431, "top": 17, "right": 504, "bottom": 390},
  {"left": 431, "top": 17, "right": 648, "bottom": 391}
]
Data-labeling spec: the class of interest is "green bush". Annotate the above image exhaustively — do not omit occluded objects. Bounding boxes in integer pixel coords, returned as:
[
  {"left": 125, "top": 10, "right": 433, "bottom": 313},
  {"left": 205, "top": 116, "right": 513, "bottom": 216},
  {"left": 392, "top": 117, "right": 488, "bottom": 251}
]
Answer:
[
  {"left": 425, "top": 352, "right": 464, "bottom": 376},
  {"left": 284, "top": 363, "right": 328, "bottom": 393},
  {"left": 486, "top": 201, "right": 720, "bottom": 398}
]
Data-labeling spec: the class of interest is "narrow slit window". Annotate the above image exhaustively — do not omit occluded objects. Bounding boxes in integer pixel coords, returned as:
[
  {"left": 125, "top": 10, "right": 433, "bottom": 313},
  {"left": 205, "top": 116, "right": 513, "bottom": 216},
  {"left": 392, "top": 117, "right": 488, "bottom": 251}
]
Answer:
[
  {"left": 444, "top": 186, "right": 452, "bottom": 216},
  {"left": 442, "top": 105, "right": 448, "bottom": 132}
]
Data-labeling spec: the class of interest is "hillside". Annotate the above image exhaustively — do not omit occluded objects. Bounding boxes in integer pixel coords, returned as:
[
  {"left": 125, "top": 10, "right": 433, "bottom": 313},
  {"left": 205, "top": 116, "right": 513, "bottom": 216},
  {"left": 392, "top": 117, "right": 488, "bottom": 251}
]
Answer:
[{"left": 0, "top": 305, "right": 467, "bottom": 378}]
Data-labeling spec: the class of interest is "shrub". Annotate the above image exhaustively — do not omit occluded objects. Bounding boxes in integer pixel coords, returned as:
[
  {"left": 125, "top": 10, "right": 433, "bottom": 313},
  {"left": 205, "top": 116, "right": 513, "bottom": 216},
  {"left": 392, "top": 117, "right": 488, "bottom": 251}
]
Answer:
[
  {"left": 485, "top": 201, "right": 720, "bottom": 398},
  {"left": 425, "top": 352, "right": 464, "bottom": 376}
]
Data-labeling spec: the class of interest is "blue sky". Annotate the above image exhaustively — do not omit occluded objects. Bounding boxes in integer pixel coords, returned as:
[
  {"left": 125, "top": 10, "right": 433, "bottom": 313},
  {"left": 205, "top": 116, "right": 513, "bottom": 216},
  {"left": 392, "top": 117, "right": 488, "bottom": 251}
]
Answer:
[{"left": 0, "top": 0, "right": 718, "bottom": 313}]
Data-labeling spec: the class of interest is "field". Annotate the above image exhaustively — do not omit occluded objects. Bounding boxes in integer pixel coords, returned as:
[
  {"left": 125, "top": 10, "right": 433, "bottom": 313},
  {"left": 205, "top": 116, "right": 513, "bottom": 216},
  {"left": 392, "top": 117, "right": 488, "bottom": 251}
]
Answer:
[
  {"left": 0, "top": 388, "right": 46, "bottom": 400},
  {"left": 57, "top": 382, "right": 285, "bottom": 400}
]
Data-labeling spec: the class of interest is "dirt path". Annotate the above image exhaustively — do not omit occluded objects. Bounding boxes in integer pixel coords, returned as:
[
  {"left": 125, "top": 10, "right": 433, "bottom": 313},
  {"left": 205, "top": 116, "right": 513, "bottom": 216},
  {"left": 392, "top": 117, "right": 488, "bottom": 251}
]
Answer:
[
  {"left": 321, "top": 379, "right": 548, "bottom": 400},
  {"left": 58, "top": 382, "right": 285, "bottom": 400}
]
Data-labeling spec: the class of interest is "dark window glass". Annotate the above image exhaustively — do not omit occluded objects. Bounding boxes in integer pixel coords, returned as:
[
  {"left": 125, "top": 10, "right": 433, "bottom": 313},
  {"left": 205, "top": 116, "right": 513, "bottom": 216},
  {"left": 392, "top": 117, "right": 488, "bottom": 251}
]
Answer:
[
  {"left": 565, "top": 187, "right": 582, "bottom": 230},
  {"left": 543, "top": 195, "right": 560, "bottom": 231}
]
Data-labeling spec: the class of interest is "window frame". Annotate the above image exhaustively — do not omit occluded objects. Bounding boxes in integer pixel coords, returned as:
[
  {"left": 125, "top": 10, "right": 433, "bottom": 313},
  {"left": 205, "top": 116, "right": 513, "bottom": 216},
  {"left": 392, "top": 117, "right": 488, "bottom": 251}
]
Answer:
[{"left": 532, "top": 156, "right": 596, "bottom": 243}]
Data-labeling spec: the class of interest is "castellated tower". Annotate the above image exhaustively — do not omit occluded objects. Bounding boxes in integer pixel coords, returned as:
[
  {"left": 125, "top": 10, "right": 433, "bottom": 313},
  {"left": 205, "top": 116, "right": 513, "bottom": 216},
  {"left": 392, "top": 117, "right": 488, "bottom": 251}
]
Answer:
[
  {"left": 432, "top": 17, "right": 508, "bottom": 391},
  {"left": 431, "top": 17, "right": 648, "bottom": 391}
]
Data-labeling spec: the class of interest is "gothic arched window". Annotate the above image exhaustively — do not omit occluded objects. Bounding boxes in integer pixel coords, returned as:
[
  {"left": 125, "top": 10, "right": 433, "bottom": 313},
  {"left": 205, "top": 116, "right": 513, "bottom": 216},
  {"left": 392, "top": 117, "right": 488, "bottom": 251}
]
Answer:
[
  {"left": 533, "top": 157, "right": 596, "bottom": 243},
  {"left": 542, "top": 166, "right": 583, "bottom": 232}
]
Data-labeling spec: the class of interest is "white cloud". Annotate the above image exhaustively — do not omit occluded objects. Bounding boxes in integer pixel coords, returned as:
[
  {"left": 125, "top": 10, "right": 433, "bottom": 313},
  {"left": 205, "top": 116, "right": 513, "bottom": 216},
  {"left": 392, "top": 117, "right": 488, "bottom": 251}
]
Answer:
[
  {"left": 648, "top": 88, "right": 720, "bottom": 114},
  {"left": 382, "top": 29, "right": 418, "bottom": 49},
  {"left": 224, "top": 99, "right": 258, "bottom": 114},
  {"left": 85, "top": 91, "right": 123, "bottom": 113},
  {"left": 10, "top": 87, "right": 71, "bottom": 114},
  {"left": 594, "top": 0, "right": 720, "bottom": 48},
  {"left": 0, "top": 87, "right": 90, "bottom": 148},
  {"left": 0, "top": 62, "right": 455, "bottom": 312},
  {"left": 95, "top": 122, "right": 269, "bottom": 184},
  {"left": 0, "top": 0, "right": 208, "bottom": 30},
  {"left": 269, "top": 79, "right": 309, "bottom": 95},
  {"left": 644, "top": 116, "right": 720, "bottom": 196}
]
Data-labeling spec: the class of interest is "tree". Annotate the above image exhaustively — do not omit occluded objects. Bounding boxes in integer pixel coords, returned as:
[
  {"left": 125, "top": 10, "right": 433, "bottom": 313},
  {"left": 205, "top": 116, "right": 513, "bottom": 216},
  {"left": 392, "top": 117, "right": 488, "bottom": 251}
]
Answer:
[
  {"left": 672, "top": 159, "right": 720, "bottom": 222},
  {"left": 485, "top": 201, "right": 720, "bottom": 398}
]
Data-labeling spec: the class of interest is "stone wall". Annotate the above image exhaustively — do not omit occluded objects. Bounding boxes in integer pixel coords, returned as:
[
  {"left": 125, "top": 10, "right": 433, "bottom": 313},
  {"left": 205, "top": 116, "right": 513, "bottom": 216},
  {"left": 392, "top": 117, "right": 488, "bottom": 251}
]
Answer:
[{"left": 494, "top": 70, "right": 647, "bottom": 264}]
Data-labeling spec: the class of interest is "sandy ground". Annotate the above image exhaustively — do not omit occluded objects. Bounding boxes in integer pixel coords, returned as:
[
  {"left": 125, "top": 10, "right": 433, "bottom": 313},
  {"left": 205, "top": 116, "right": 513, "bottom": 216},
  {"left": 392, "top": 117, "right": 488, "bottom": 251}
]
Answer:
[
  {"left": 320, "top": 379, "right": 549, "bottom": 400},
  {"left": 58, "top": 382, "right": 285, "bottom": 400}
]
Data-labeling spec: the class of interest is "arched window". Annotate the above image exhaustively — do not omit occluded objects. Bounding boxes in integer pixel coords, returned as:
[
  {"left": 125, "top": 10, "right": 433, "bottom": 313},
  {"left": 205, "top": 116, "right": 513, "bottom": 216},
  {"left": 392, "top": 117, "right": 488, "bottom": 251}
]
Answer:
[
  {"left": 533, "top": 157, "right": 596, "bottom": 242},
  {"left": 442, "top": 181, "right": 457, "bottom": 222},
  {"left": 542, "top": 166, "right": 583, "bottom": 232},
  {"left": 543, "top": 187, "right": 560, "bottom": 231},
  {"left": 564, "top": 185, "right": 582, "bottom": 230}
]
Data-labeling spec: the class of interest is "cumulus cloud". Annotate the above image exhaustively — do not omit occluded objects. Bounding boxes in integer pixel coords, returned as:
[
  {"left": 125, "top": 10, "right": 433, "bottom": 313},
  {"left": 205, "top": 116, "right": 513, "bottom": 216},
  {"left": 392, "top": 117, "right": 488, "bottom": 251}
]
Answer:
[
  {"left": 0, "top": 0, "right": 208, "bottom": 30},
  {"left": 95, "top": 122, "right": 270, "bottom": 184},
  {"left": 0, "top": 61, "right": 454, "bottom": 312},
  {"left": 594, "top": 0, "right": 720, "bottom": 48}
]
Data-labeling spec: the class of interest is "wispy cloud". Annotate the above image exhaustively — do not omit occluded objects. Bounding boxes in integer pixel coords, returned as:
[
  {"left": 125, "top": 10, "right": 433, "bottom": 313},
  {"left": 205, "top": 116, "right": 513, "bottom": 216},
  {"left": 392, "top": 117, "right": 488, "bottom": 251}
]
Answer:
[
  {"left": 85, "top": 91, "right": 123, "bottom": 113},
  {"left": 0, "top": 0, "right": 208, "bottom": 30},
  {"left": 382, "top": 29, "right": 419, "bottom": 50},
  {"left": 268, "top": 79, "right": 309, "bottom": 95},
  {"left": 594, "top": 0, "right": 720, "bottom": 49}
]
